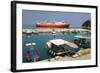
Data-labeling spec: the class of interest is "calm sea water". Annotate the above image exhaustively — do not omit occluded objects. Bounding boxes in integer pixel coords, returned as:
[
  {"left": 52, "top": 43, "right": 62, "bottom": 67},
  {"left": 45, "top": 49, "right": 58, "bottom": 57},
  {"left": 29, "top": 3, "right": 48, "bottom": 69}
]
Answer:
[{"left": 22, "top": 32, "right": 90, "bottom": 62}]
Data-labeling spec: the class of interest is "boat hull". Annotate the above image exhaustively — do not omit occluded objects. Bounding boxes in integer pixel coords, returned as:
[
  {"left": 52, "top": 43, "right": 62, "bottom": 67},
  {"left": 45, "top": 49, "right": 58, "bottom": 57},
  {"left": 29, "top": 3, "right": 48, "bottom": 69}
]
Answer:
[{"left": 36, "top": 24, "right": 69, "bottom": 28}]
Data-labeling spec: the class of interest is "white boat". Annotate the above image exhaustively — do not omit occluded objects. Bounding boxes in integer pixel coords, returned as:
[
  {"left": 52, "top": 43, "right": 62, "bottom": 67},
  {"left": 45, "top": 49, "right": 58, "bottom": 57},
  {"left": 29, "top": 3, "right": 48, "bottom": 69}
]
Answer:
[
  {"left": 74, "top": 35, "right": 91, "bottom": 48},
  {"left": 25, "top": 42, "right": 36, "bottom": 46},
  {"left": 75, "top": 35, "right": 90, "bottom": 39},
  {"left": 46, "top": 39, "right": 79, "bottom": 56},
  {"left": 46, "top": 39, "right": 78, "bottom": 48}
]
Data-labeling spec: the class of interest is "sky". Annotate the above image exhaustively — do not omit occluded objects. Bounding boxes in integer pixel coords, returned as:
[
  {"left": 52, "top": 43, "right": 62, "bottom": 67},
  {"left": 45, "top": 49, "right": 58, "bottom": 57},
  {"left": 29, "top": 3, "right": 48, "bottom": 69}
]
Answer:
[{"left": 22, "top": 10, "right": 91, "bottom": 29}]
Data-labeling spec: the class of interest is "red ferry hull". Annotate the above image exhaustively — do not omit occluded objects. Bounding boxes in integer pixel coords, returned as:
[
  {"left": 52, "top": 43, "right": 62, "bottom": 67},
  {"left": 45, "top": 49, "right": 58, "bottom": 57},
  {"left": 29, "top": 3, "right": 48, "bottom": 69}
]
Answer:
[{"left": 36, "top": 24, "right": 69, "bottom": 28}]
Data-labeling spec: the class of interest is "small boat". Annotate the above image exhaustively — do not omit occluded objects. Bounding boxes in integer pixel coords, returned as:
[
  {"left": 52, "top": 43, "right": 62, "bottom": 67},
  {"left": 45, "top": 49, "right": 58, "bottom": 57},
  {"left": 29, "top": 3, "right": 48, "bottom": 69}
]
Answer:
[
  {"left": 74, "top": 35, "right": 91, "bottom": 48},
  {"left": 23, "top": 29, "right": 33, "bottom": 35},
  {"left": 46, "top": 39, "right": 79, "bottom": 56},
  {"left": 25, "top": 43, "right": 36, "bottom": 46}
]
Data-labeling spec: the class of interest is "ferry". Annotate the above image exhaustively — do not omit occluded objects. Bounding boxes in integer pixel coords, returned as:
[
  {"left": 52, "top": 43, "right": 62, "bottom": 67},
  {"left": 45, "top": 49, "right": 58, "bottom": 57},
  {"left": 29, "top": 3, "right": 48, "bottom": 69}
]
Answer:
[{"left": 35, "top": 22, "right": 70, "bottom": 28}]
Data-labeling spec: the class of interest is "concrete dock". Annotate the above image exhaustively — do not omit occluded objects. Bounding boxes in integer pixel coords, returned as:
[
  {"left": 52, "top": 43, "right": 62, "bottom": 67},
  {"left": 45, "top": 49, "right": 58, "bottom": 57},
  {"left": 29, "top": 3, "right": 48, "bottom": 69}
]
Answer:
[
  {"left": 41, "top": 53, "right": 91, "bottom": 62},
  {"left": 23, "top": 28, "right": 90, "bottom": 34}
]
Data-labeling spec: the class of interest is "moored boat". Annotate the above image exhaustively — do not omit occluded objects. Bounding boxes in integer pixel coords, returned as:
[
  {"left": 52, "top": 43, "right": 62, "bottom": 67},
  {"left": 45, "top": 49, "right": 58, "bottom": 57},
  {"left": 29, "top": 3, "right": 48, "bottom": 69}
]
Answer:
[
  {"left": 35, "top": 22, "right": 70, "bottom": 28},
  {"left": 46, "top": 39, "right": 79, "bottom": 57}
]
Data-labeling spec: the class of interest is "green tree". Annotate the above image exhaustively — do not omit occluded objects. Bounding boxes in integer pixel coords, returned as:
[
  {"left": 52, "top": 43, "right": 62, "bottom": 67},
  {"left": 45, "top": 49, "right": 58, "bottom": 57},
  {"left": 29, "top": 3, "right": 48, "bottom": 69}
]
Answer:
[{"left": 82, "top": 20, "right": 91, "bottom": 30}]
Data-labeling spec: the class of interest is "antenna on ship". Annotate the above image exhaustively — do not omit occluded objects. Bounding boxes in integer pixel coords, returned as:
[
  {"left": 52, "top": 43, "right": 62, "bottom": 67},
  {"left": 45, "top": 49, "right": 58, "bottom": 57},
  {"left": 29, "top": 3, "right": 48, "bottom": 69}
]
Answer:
[
  {"left": 34, "top": 18, "right": 41, "bottom": 24},
  {"left": 45, "top": 17, "right": 51, "bottom": 23},
  {"left": 52, "top": 18, "right": 55, "bottom": 24}
]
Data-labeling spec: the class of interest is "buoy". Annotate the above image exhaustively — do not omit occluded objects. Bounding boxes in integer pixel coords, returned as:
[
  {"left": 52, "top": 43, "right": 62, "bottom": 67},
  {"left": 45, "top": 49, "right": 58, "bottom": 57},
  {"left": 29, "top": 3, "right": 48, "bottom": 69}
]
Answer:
[
  {"left": 35, "top": 50, "right": 40, "bottom": 61},
  {"left": 26, "top": 51, "right": 31, "bottom": 61}
]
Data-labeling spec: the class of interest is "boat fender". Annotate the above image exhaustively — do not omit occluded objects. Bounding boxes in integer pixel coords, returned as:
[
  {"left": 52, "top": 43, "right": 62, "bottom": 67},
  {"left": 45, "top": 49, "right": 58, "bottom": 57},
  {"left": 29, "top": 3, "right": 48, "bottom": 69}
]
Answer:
[
  {"left": 51, "top": 51, "right": 54, "bottom": 54},
  {"left": 53, "top": 52, "right": 56, "bottom": 55},
  {"left": 49, "top": 50, "right": 51, "bottom": 53},
  {"left": 46, "top": 42, "right": 51, "bottom": 48}
]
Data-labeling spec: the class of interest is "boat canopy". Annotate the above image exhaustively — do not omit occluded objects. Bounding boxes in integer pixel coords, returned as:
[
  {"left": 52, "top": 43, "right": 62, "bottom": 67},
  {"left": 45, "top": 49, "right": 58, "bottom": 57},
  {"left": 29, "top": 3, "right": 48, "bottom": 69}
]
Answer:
[
  {"left": 48, "top": 39, "right": 78, "bottom": 48},
  {"left": 49, "top": 39, "right": 66, "bottom": 46}
]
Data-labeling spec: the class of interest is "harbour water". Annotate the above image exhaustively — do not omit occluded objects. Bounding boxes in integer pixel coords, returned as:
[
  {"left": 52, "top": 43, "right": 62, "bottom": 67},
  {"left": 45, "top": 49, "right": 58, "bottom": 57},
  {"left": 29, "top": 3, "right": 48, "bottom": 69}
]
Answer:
[{"left": 22, "top": 31, "right": 90, "bottom": 62}]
